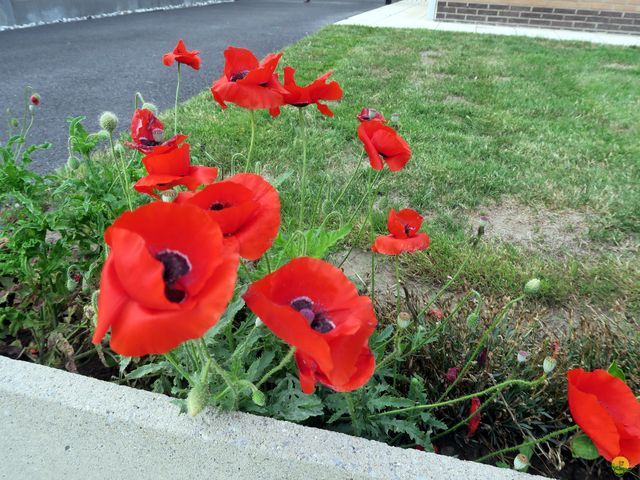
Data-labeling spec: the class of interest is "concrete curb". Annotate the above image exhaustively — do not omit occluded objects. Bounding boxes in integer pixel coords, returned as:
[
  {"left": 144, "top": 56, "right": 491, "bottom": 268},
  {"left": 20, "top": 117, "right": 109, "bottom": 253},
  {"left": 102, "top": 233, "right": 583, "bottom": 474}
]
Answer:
[
  {"left": 0, "top": 356, "right": 549, "bottom": 479},
  {"left": 0, "top": 0, "right": 232, "bottom": 29}
]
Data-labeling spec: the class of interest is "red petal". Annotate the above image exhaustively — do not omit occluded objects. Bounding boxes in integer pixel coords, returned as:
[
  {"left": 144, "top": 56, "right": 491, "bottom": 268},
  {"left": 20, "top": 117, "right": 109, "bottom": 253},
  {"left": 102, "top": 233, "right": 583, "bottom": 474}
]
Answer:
[
  {"left": 372, "top": 233, "right": 430, "bottom": 255},
  {"left": 223, "top": 46, "right": 259, "bottom": 79},
  {"left": 142, "top": 142, "right": 191, "bottom": 176}
]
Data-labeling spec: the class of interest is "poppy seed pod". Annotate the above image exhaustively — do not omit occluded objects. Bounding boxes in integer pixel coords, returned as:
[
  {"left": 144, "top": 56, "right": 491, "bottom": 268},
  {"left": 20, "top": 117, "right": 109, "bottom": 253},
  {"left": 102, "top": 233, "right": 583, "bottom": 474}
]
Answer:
[
  {"left": 543, "top": 356, "right": 557, "bottom": 373},
  {"left": 517, "top": 350, "right": 529, "bottom": 363},
  {"left": 160, "top": 190, "right": 178, "bottom": 203},
  {"left": 99, "top": 111, "right": 119, "bottom": 133},
  {"left": 397, "top": 311, "right": 412, "bottom": 329},
  {"left": 514, "top": 454, "right": 529, "bottom": 471}
]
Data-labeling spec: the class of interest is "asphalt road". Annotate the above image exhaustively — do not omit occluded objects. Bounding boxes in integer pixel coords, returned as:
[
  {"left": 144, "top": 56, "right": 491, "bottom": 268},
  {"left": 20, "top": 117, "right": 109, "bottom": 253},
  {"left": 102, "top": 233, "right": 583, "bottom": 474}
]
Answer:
[{"left": 0, "top": 0, "right": 378, "bottom": 172}]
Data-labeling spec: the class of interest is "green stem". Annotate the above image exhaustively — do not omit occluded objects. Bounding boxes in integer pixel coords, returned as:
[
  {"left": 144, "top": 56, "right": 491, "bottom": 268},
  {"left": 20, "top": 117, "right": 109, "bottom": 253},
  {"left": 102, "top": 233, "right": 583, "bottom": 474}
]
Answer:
[
  {"left": 256, "top": 347, "right": 294, "bottom": 388},
  {"left": 174, "top": 63, "right": 181, "bottom": 136},
  {"left": 373, "top": 375, "right": 546, "bottom": 418},
  {"left": 395, "top": 255, "right": 401, "bottom": 318},
  {"left": 165, "top": 351, "right": 194, "bottom": 385},
  {"left": 298, "top": 108, "right": 308, "bottom": 228},
  {"left": 15, "top": 112, "right": 34, "bottom": 161},
  {"left": 437, "top": 294, "right": 525, "bottom": 403},
  {"left": 415, "top": 254, "right": 471, "bottom": 320},
  {"left": 344, "top": 392, "right": 362, "bottom": 436},
  {"left": 368, "top": 167, "right": 376, "bottom": 304},
  {"left": 209, "top": 354, "right": 238, "bottom": 402},
  {"left": 476, "top": 424, "right": 580, "bottom": 463},
  {"left": 244, "top": 110, "right": 257, "bottom": 171},
  {"left": 109, "top": 134, "right": 133, "bottom": 210},
  {"left": 333, "top": 155, "right": 363, "bottom": 207}
]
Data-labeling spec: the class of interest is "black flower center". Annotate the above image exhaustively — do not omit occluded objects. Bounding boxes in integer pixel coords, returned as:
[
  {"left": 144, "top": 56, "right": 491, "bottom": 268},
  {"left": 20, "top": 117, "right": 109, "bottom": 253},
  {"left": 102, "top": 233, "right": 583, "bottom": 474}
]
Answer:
[
  {"left": 155, "top": 250, "right": 191, "bottom": 303},
  {"left": 210, "top": 201, "right": 228, "bottom": 211},
  {"left": 230, "top": 70, "right": 250, "bottom": 82},
  {"left": 290, "top": 296, "right": 335, "bottom": 334},
  {"left": 140, "top": 138, "right": 160, "bottom": 147},
  {"left": 404, "top": 224, "right": 416, "bottom": 237}
]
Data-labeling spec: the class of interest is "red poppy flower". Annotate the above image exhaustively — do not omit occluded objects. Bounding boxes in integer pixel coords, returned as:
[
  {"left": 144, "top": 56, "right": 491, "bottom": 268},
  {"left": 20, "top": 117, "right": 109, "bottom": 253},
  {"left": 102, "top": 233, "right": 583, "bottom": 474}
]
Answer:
[
  {"left": 467, "top": 397, "right": 482, "bottom": 438},
  {"left": 211, "top": 46, "right": 287, "bottom": 111},
  {"left": 163, "top": 39, "right": 201, "bottom": 70},
  {"left": 133, "top": 137, "right": 218, "bottom": 198},
  {"left": 92, "top": 202, "right": 239, "bottom": 357},
  {"left": 124, "top": 108, "right": 184, "bottom": 154},
  {"left": 357, "top": 107, "right": 385, "bottom": 123},
  {"left": 372, "top": 208, "right": 430, "bottom": 255},
  {"left": 242, "top": 257, "right": 377, "bottom": 394},
  {"left": 269, "top": 66, "right": 343, "bottom": 117},
  {"left": 358, "top": 119, "right": 411, "bottom": 171},
  {"left": 567, "top": 368, "right": 640, "bottom": 468},
  {"left": 175, "top": 173, "right": 280, "bottom": 260}
]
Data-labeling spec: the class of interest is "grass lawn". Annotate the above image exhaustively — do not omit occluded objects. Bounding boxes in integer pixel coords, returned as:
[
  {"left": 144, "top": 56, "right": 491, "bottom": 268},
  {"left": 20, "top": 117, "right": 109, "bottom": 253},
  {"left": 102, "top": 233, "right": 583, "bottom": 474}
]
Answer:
[{"left": 176, "top": 25, "right": 639, "bottom": 317}]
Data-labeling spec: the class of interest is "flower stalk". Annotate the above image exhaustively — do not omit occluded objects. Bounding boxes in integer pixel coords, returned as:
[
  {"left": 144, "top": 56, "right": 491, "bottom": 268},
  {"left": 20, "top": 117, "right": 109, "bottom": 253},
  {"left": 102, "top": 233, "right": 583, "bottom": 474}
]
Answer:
[
  {"left": 244, "top": 110, "right": 257, "bottom": 171},
  {"left": 174, "top": 63, "right": 181, "bottom": 135}
]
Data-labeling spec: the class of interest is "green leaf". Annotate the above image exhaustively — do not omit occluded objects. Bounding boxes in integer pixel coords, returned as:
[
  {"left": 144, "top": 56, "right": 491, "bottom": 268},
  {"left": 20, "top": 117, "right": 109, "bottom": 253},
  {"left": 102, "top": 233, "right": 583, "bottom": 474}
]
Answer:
[
  {"left": 571, "top": 433, "right": 600, "bottom": 460},
  {"left": 367, "top": 395, "right": 415, "bottom": 413},
  {"left": 608, "top": 360, "right": 626, "bottom": 381},
  {"left": 125, "top": 362, "right": 168, "bottom": 380}
]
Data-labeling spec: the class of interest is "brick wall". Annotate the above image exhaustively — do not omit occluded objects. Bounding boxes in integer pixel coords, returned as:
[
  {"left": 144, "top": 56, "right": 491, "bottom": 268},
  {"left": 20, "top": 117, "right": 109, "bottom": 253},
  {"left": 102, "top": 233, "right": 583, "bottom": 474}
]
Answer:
[{"left": 436, "top": 1, "right": 640, "bottom": 33}]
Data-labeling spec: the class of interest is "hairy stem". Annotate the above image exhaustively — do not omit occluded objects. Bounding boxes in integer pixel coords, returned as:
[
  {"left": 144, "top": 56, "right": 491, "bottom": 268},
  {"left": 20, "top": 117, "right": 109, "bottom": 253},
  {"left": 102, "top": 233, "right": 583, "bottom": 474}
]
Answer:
[
  {"left": 244, "top": 109, "right": 257, "bottom": 171},
  {"left": 174, "top": 63, "right": 181, "bottom": 135},
  {"left": 256, "top": 347, "right": 294, "bottom": 388}
]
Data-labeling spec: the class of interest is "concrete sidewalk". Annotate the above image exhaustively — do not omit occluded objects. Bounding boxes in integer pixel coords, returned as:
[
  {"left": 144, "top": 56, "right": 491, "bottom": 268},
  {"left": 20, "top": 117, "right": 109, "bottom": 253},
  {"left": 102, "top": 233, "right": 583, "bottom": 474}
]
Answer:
[{"left": 337, "top": 0, "right": 640, "bottom": 46}]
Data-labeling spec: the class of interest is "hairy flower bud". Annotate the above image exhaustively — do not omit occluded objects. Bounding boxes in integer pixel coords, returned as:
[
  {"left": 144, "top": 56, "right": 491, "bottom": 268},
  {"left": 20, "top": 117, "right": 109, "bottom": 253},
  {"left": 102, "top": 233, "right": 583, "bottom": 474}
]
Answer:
[
  {"left": 543, "top": 356, "right": 557, "bottom": 374},
  {"left": 10, "top": 118, "right": 19, "bottom": 128},
  {"left": 30, "top": 93, "right": 40, "bottom": 106},
  {"left": 67, "top": 156, "right": 80, "bottom": 170},
  {"left": 397, "top": 311, "right": 412, "bottom": 329},
  {"left": 514, "top": 453, "right": 529, "bottom": 471},
  {"left": 141, "top": 102, "right": 158, "bottom": 115},
  {"left": 524, "top": 278, "right": 541, "bottom": 295},
  {"left": 186, "top": 382, "right": 209, "bottom": 417},
  {"left": 99, "top": 111, "right": 119, "bottom": 133}
]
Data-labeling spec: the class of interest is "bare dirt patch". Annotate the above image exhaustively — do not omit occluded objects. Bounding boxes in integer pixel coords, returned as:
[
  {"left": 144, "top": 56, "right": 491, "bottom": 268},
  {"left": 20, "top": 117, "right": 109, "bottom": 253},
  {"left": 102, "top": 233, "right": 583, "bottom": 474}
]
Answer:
[
  {"left": 420, "top": 50, "right": 445, "bottom": 66},
  {"left": 472, "top": 200, "right": 590, "bottom": 256}
]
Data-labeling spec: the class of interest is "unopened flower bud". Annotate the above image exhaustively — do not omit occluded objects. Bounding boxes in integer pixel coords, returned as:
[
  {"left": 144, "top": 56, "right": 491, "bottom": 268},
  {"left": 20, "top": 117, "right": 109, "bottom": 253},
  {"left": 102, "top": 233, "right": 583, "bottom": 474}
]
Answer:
[
  {"left": 517, "top": 351, "right": 529, "bottom": 363},
  {"left": 390, "top": 112, "right": 400, "bottom": 127},
  {"left": 66, "top": 276, "right": 78, "bottom": 291},
  {"left": 251, "top": 388, "right": 266, "bottom": 406},
  {"left": 543, "top": 356, "right": 557, "bottom": 374},
  {"left": 67, "top": 156, "right": 80, "bottom": 170},
  {"left": 445, "top": 367, "right": 459, "bottom": 383},
  {"left": 514, "top": 454, "right": 529, "bottom": 471},
  {"left": 99, "top": 111, "right": 118, "bottom": 133},
  {"left": 28, "top": 104, "right": 36, "bottom": 113},
  {"left": 91, "top": 290, "right": 100, "bottom": 311},
  {"left": 397, "top": 311, "right": 412, "bottom": 329},
  {"left": 141, "top": 102, "right": 158, "bottom": 115},
  {"left": 186, "top": 382, "right": 209, "bottom": 417},
  {"left": 30, "top": 93, "right": 40, "bottom": 106},
  {"left": 254, "top": 317, "right": 263, "bottom": 327},
  {"left": 524, "top": 278, "right": 541, "bottom": 295},
  {"left": 10, "top": 118, "right": 20, "bottom": 128}
]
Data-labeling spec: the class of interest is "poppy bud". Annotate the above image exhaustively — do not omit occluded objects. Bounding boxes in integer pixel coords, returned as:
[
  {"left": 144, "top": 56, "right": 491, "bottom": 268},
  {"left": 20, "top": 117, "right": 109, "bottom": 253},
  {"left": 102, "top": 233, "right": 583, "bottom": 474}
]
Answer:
[
  {"left": 160, "top": 189, "right": 178, "bottom": 203},
  {"left": 445, "top": 367, "right": 459, "bottom": 383},
  {"left": 477, "top": 347, "right": 488, "bottom": 368},
  {"left": 186, "top": 382, "right": 209, "bottom": 417},
  {"left": 517, "top": 350, "right": 529, "bottom": 363},
  {"left": 10, "top": 118, "right": 19, "bottom": 128},
  {"left": 99, "top": 111, "right": 119, "bottom": 133},
  {"left": 251, "top": 388, "right": 266, "bottom": 406},
  {"left": 543, "top": 356, "right": 557, "bottom": 374},
  {"left": 524, "top": 278, "right": 541, "bottom": 295},
  {"left": 514, "top": 453, "right": 529, "bottom": 471},
  {"left": 141, "top": 102, "right": 158, "bottom": 115},
  {"left": 390, "top": 112, "right": 400, "bottom": 127},
  {"left": 397, "top": 311, "right": 412, "bottom": 329},
  {"left": 66, "top": 276, "right": 78, "bottom": 291},
  {"left": 254, "top": 317, "right": 264, "bottom": 327},
  {"left": 91, "top": 289, "right": 100, "bottom": 311},
  {"left": 67, "top": 156, "right": 80, "bottom": 170},
  {"left": 30, "top": 93, "right": 40, "bottom": 106},
  {"left": 28, "top": 104, "right": 36, "bottom": 114}
]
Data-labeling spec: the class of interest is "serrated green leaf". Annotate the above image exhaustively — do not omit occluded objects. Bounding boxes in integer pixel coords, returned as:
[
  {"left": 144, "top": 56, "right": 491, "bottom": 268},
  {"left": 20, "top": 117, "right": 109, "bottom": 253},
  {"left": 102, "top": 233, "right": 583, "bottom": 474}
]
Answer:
[
  {"left": 571, "top": 433, "right": 600, "bottom": 460},
  {"left": 125, "top": 362, "right": 167, "bottom": 380},
  {"left": 608, "top": 360, "right": 626, "bottom": 381},
  {"left": 367, "top": 396, "right": 415, "bottom": 413}
]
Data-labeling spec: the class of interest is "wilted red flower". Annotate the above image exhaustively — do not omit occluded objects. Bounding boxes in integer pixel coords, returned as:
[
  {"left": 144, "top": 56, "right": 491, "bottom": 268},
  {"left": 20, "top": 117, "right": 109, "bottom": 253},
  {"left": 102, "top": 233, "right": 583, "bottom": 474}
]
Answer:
[
  {"left": 372, "top": 208, "right": 430, "bottom": 255},
  {"left": 445, "top": 367, "right": 460, "bottom": 384},
  {"left": 211, "top": 46, "right": 287, "bottom": 112},
  {"left": 427, "top": 308, "right": 443, "bottom": 320},
  {"left": 163, "top": 39, "right": 201, "bottom": 70},
  {"left": 176, "top": 173, "right": 280, "bottom": 260},
  {"left": 357, "top": 118, "right": 411, "bottom": 171},
  {"left": 567, "top": 369, "right": 640, "bottom": 468},
  {"left": 125, "top": 108, "right": 184, "bottom": 154},
  {"left": 467, "top": 397, "right": 481, "bottom": 438},
  {"left": 243, "top": 257, "right": 377, "bottom": 394},
  {"left": 133, "top": 137, "right": 218, "bottom": 198},
  {"left": 476, "top": 347, "right": 488, "bottom": 368},
  {"left": 269, "top": 66, "right": 343, "bottom": 117},
  {"left": 92, "top": 202, "right": 239, "bottom": 356},
  {"left": 357, "top": 107, "right": 385, "bottom": 122}
]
